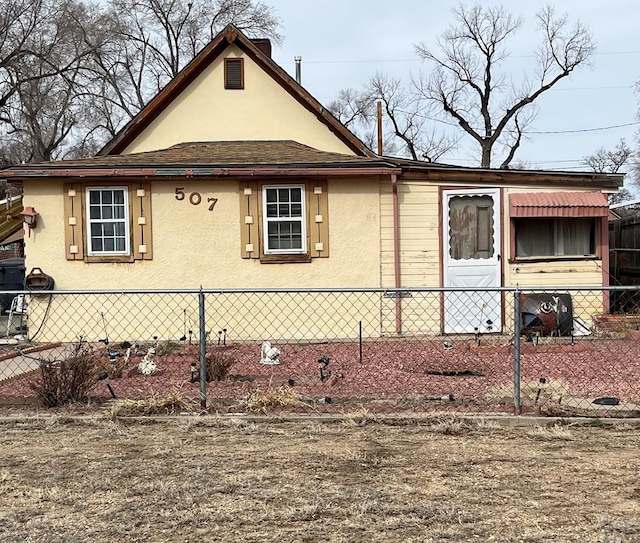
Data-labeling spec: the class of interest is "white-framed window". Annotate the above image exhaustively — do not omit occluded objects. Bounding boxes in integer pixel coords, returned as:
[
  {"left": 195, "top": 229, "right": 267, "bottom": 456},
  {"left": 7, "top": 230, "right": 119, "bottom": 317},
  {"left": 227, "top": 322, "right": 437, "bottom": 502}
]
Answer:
[
  {"left": 86, "top": 186, "right": 130, "bottom": 255},
  {"left": 515, "top": 217, "right": 596, "bottom": 258},
  {"left": 262, "top": 184, "right": 306, "bottom": 254}
]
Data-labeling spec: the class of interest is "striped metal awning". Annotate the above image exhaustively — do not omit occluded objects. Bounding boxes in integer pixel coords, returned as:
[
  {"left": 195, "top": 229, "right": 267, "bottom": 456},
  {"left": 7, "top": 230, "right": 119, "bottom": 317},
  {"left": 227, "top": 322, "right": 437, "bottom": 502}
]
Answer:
[{"left": 509, "top": 192, "right": 609, "bottom": 217}]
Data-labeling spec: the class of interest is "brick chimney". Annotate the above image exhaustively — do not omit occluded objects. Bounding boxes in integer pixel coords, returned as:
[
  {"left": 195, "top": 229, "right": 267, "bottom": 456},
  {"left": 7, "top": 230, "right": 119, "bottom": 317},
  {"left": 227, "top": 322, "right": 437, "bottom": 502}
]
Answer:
[{"left": 251, "top": 39, "right": 272, "bottom": 57}]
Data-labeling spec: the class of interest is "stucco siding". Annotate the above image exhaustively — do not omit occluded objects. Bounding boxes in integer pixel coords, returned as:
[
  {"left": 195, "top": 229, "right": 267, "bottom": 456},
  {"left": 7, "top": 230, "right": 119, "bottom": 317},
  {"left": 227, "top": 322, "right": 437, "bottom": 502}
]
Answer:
[
  {"left": 24, "top": 177, "right": 381, "bottom": 291},
  {"left": 122, "top": 45, "right": 354, "bottom": 155}
]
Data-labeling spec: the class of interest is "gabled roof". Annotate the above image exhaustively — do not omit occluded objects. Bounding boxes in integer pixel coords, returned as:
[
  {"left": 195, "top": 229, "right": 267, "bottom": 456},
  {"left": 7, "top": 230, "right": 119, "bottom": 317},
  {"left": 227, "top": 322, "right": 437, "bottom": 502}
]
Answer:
[{"left": 99, "top": 25, "right": 374, "bottom": 158}]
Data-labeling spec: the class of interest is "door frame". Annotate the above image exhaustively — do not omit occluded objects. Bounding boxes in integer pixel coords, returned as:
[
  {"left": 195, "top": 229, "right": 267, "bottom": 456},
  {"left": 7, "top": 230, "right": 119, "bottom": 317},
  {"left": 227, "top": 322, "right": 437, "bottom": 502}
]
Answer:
[{"left": 439, "top": 186, "right": 504, "bottom": 333}]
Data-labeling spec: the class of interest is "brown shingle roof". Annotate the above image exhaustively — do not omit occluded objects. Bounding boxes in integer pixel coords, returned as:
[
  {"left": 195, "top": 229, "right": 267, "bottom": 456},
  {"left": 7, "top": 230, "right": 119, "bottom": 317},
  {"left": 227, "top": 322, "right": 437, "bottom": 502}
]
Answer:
[{"left": 7, "top": 141, "right": 393, "bottom": 172}]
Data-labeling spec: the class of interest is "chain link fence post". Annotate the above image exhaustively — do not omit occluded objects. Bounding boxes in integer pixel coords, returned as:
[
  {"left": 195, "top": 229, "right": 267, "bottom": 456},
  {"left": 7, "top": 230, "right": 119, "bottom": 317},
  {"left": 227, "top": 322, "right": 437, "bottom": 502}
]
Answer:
[
  {"left": 513, "top": 287, "right": 521, "bottom": 415},
  {"left": 198, "top": 288, "right": 207, "bottom": 412}
]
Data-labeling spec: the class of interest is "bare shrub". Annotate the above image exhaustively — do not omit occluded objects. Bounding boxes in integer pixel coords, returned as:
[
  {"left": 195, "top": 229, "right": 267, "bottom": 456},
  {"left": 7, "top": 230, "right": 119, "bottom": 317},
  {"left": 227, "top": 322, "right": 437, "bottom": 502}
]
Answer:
[
  {"left": 108, "top": 390, "right": 197, "bottom": 417},
  {"left": 205, "top": 346, "right": 236, "bottom": 382},
  {"left": 239, "top": 385, "right": 306, "bottom": 414},
  {"left": 30, "top": 342, "right": 101, "bottom": 407}
]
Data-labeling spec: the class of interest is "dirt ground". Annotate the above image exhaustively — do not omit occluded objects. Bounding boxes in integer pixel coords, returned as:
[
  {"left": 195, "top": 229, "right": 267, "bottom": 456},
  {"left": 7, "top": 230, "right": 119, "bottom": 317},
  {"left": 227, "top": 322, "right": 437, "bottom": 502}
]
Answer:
[{"left": 0, "top": 416, "right": 639, "bottom": 542}]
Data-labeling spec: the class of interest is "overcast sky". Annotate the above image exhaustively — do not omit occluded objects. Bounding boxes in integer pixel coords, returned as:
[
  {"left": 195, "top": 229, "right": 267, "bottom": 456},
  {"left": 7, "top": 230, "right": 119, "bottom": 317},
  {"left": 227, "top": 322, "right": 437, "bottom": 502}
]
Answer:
[{"left": 266, "top": 0, "right": 638, "bottom": 178}]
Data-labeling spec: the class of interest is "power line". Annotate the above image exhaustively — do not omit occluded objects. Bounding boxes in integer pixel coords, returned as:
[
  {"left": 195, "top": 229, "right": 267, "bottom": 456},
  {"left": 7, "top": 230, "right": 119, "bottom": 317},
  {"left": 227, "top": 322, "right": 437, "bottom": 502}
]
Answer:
[
  {"left": 296, "top": 50, "right": 640, "bottom": 65},
  {"left": 528, "top": 121, "right": 640, "bottom": 134},
  {"left": 392, "top": 107, "right": 640, "bottom": 135}
]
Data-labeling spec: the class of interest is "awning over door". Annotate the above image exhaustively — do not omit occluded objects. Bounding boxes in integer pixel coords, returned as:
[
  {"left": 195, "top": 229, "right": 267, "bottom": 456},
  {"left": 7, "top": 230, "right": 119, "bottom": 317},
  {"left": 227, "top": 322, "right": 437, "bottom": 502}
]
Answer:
[{"left": 509, "top": 192, "right": 608, "bottom": 218}]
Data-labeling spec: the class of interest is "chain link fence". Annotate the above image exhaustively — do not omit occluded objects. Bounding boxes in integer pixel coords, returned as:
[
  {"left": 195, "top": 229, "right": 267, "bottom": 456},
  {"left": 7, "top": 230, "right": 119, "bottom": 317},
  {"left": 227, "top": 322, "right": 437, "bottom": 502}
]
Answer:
[{"left": 0, "top": 287, "right": 639, "bottom": 417}]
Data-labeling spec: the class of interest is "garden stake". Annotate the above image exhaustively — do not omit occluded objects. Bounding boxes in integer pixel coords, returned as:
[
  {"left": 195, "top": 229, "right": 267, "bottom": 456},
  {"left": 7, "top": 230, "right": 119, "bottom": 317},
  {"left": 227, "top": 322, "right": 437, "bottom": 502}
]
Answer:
[
  {"left": 534, "top": 377, "right": 547, "bottom": 405},
  {"left": 223, "top": 328, "right": 227, "bottom": 345},
  {"left": 180, "top": 309, "right": 187, "bottom": 341},
  {"left": 98, "top": 372, "right": 117, "bottom": 399},
  {"left": 217, "top": 330, "right": 222, "bottom": 345},
  {"left": 99, "top": 312, "right": 109, "bottom": 344}
]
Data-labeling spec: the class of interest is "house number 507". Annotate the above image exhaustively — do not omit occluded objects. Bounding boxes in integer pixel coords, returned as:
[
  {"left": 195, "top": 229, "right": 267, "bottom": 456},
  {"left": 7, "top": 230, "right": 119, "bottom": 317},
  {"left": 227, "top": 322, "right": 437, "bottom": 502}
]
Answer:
[{"left": 175, "top": 188, "right": 218, "bottom": 211}]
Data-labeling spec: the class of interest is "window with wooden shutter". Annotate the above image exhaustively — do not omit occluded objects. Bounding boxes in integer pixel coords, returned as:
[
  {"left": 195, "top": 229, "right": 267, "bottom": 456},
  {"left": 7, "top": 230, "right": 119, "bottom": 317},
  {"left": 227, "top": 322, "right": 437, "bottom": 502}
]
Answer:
[
  {"left": 64, "top": 182, "right": 152, "bottom": 262},
  {"left": 224, "top": 58, "right": 244, "bottom": 89},
  {"left": 239, "top": 180, "right": 329, "bottom": 261}
]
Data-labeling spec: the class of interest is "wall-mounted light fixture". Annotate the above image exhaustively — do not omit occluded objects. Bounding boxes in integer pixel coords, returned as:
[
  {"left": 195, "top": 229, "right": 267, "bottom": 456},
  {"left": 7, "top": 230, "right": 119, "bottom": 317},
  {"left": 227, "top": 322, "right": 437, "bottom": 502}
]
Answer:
[{"left": 21, "top": 206, "right": 39, "bottom": 236}]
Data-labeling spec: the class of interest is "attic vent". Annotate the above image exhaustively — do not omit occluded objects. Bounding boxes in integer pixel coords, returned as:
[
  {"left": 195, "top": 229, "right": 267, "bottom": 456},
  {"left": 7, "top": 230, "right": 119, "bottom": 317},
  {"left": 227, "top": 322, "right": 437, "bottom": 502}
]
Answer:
[{"left": 224, "top": 58, "right": 244, "bottom": 89}]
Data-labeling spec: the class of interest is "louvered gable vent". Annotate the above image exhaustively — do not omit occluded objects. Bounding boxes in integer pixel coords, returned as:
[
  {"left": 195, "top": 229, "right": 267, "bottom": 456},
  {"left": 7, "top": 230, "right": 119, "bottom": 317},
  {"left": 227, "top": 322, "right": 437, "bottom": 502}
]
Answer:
[{"left": 224, "top": 58, "right": 244, "bottom": 89}]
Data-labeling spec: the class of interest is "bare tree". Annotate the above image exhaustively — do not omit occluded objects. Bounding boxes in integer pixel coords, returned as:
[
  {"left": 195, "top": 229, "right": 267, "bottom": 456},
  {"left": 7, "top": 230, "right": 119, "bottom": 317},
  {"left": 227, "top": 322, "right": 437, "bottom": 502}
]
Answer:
[
  {"left": 415, "top": 4, "right": 595, "bottom": 168},
  {"left": 1, "top": 0, "right": 109, "bottom": 164},
  {"left": 369, "top": 73, "right": 457, "bottom": 161},
  {"left": 583, "top": 139, "right": 631, "bottom": 174},
  {"left": 328, "top": 74, "right": 458, "bottom": 161},
  {"left": 583, "top": 139, "right": 633, "bottom": 204},
  {"left": 0, "top": 0, "right": 282, "bottom": 164}
]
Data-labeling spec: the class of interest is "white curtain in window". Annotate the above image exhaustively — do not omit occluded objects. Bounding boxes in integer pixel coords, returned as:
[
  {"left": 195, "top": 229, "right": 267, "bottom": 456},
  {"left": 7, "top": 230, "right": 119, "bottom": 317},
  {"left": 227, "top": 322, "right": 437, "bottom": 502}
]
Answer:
[
  {"left": 516, "top": 218, "right": 594, "bottom": 257},
  {"left": 555, "top": 219, "right": 593, "bottom": 256}
]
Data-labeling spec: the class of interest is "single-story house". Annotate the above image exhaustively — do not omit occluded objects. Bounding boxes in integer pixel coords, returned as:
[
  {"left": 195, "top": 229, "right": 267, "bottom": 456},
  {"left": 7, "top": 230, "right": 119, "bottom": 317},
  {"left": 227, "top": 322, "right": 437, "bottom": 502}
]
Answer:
[{"left": 1, "top": 25, "right": 623, "bottom": 339}]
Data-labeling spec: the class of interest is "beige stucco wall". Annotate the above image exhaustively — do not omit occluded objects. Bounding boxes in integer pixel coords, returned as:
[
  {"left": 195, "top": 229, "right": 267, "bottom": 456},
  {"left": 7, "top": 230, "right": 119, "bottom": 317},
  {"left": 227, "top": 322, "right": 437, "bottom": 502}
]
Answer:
[
  {"left": 122, "top": 44, "right": 355, "bottom": 155},
  {"left": 23, "top": 177, "right": 380, "bottom": 291},
  {"left": 23, "top": 176, "right": 382, "bottom": 342}
]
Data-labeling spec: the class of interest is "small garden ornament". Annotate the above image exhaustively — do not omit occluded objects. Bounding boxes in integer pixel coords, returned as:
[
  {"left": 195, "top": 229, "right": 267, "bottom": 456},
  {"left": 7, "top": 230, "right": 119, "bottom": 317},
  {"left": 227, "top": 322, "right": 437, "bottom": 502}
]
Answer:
[{"left": 260, "top": 341, "right": 280, "bottom": 365}]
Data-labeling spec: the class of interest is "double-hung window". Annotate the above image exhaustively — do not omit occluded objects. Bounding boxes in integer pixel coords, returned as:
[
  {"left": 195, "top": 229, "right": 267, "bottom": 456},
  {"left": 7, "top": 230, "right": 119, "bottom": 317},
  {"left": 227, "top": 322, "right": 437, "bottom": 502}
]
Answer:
[
  {"left": 86, "top": 187, "right": 130, "bottom": 255},
  {"left": 262, "top": 185, "right": 306, "bottom": 254}
]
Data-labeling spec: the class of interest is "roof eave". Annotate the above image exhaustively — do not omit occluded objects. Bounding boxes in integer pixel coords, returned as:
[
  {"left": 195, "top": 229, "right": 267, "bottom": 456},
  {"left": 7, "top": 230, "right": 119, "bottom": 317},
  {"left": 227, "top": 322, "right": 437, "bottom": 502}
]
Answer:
[{"left": 3, "top": 165, "right": 401, "bottom": 179}]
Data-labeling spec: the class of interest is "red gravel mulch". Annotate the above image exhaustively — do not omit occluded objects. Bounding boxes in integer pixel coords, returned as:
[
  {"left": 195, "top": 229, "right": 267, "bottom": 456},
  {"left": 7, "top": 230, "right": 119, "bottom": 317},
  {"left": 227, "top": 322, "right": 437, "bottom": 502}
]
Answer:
[{"left": 1, "top": 337, "right": 639, "bottom": 415}]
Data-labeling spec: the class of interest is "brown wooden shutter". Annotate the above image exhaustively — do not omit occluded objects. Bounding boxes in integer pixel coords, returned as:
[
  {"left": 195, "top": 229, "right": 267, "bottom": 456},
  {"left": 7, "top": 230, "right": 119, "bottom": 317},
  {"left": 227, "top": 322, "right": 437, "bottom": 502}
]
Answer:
[
  {"left": 240, "top": 181, "right": 259, "bottom": 258},
  {"left": 131, "top": 183, "right": 153, "bottom": 260},
  {"left": 63, "top": 183, "right": 84, "bottom": 260},
  {"left": 225, "top": 58, "right": 244, "bottom": 89},
  {"left": 308, "top": 180, "right": 329, "bottom": 258}
]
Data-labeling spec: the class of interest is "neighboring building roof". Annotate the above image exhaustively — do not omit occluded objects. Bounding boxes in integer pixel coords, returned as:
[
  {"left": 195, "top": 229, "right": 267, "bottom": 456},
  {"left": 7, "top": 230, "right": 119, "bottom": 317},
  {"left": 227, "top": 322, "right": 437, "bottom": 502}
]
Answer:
[
  {"left": 99, "top": 25, "right": 374, "bottom": 158},
  {"left": 510, "top": 191, "right": 610, "bottom": 217}
]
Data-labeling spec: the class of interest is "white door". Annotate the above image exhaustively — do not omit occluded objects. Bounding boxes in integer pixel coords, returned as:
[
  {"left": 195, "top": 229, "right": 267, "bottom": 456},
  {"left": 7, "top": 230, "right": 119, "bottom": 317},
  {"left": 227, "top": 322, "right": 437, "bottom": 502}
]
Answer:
[{"left": 443, "top": 189, "right": 502, "bottom": 334}]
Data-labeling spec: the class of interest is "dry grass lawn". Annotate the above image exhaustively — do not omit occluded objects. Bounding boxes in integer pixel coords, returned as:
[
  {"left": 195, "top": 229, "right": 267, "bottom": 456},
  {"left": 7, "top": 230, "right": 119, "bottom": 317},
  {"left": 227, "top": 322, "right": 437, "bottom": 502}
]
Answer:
[{"left": 0, "top": 415, "right": 639, "bottom": 542}]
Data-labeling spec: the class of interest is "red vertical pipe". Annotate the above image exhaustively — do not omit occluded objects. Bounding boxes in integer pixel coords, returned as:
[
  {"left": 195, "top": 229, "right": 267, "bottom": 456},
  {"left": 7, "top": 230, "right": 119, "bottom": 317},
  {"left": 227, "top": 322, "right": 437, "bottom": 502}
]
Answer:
[
  {"left": 600, "top": 215, "right": 610, "bottom": 312},
  {"left": 392, "top": 173, "right": 402, "bottom": 334}
]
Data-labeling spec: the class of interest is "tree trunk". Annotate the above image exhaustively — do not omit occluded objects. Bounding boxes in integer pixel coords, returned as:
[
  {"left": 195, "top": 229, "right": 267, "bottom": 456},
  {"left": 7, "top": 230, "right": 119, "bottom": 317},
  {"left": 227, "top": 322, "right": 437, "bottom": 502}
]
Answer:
[{"left": 480, "top": 142, "right": 492, "bottom": 168}]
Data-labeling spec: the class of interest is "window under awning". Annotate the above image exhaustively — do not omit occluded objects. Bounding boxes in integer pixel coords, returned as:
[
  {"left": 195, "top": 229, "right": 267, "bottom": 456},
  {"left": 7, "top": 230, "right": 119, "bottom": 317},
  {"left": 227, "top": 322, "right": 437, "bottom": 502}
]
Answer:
[{"left": 509, "top": 192, "right": 609, "bottom": 218}]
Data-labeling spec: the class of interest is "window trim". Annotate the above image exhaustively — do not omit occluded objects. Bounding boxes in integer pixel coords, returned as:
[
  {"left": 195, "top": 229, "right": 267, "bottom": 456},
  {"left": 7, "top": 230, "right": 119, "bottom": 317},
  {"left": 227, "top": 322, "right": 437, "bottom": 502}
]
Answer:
[
  {"left": 224, "top": 57, "right": 244, "bottom": 89},
  {"left": 262, "top": 184, "right": 307, "bottom": 255},
  {"left": 85, "top": 186, "right": 131, "bottom": 257},
  {"left": 239, "top": 179, "right": 329, "bottom": 262}
]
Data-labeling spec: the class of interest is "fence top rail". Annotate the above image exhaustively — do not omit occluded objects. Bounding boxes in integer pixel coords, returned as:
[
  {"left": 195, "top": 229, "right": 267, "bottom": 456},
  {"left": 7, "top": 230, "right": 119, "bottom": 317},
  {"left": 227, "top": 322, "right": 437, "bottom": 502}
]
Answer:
[{"left": 4, "top": 285, "right": 640, "bottom": 295}]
